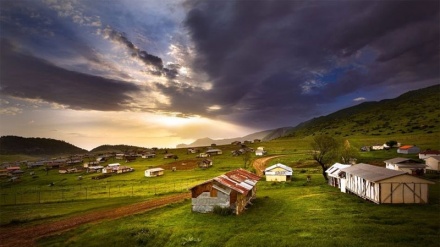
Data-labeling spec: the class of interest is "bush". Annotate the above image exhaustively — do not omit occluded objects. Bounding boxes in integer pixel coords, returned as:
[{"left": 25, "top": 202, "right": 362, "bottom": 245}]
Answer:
[{"left": 213, "top": 205, "right": 233, "bottom": 216}]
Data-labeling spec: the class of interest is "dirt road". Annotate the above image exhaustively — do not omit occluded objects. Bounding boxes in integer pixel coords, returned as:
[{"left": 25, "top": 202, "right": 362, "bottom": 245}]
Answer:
[
  {"left": 0, "top": 193, "right": 190, "bottom": 247},
  {"left": 252, "top": 155, "right": 286, "bottom": 176}
]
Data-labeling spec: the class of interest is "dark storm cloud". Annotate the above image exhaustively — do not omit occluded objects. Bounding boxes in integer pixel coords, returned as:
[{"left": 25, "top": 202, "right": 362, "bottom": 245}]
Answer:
[
  {"left": 184, "top": 0, "right": 439, "bottom": 128},
  {"left": 0, "top": 40, "right": 139, "bottom": 111},
  {"left": 103, "top": 28, "right": 179, "bottom": 79}
]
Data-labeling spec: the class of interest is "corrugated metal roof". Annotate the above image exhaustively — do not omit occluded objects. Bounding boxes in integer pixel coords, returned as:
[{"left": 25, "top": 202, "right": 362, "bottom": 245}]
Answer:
[
  {"left": 399, "top": 145, "right": 414, "bottom": 150},
  {"left": 325, "top": 163, "right": 351, "bottom": 177},
  {"left": 384, "top": 157, "right": 410, "bottom": 164},
  {"left": 265, "top": 163, "right": 293, "bottom": 172},
  {"left": 340, "top": 163, "right": 406, "bottom": 182}
]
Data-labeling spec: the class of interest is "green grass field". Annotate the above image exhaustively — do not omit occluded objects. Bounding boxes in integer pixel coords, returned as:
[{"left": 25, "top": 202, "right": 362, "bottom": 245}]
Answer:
[
  {"left": 34, "top": 173, "right": 440, "bottom": 247},
  {"left": 1, "top": 133, "right": 439, "bottom": 246}
]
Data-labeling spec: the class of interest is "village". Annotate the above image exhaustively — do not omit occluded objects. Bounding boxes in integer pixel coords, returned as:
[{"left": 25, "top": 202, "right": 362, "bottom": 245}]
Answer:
[{"left": 1, "top": 140, "right": 439, "bottom": 213}]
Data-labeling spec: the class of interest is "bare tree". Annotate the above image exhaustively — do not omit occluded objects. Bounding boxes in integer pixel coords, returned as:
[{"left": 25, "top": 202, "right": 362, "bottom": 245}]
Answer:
[{"left": 310, "top": 135, "right": 339, "bottom": 180}]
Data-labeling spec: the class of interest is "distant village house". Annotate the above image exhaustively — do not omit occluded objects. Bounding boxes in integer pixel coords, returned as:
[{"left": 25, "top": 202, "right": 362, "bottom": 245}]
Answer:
[{"left": 264, "top": 163, "right": 292, "bottom": 182}]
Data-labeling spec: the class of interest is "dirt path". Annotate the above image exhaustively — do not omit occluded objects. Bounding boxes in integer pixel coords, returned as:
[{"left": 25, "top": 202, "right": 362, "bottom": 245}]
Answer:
[
  {"left": 0, "top": 192, "right": 190, "bottom": 247},
  {"left": 252, "top": 155, "right": 286, "bottom": 176}
]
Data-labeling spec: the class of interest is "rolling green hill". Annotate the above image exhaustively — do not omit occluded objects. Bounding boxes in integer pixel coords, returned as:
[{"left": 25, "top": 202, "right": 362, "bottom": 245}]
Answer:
[
  {"left": 0, "top": 136, "right": 87, "bottom": 155},
  {"left": 90, "top": 144, "right": 151, "bottom": 153},
  {"left": 285, "top": 84, "right": 440, "bottom": 138}
]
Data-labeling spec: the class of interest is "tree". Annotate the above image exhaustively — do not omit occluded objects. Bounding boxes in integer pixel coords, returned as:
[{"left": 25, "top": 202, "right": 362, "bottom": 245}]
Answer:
[
  {"left": 340, "top": 139, "right": 359, "bottom": 164},
  {"left": 310, "top": 135, "right": 339, "bottom": 180},
  {"left": 242, "top": 151, "right": 251, "bottom": 169}
]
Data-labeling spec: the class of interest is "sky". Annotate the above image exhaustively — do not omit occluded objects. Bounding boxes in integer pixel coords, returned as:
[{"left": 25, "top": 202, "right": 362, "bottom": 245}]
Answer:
[{"left": 0, "top": 0, "right": 438, "bottom": 150}]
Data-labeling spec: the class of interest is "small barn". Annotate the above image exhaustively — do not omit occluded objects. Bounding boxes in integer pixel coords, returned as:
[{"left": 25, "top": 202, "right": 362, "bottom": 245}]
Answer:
[
  {"left": 384, "top": 158, "right": 426, "bottom": 175},
  {"left": 340, "top": 163, "right": 434, "bottom": 204},
  {"left": 198, "top": 159, "right": 213, "bottom": 168},
  {"left": 397, "top": 145, "right": 421, "bottom": 154},
  {"left": 425, "top": 156, "right": 440, "bottom": 172},
  {"left": 145, "top": 168, "right": 164, "bottom": 177},
  {"left": 325, "top": 163, "right": 352, "bottom": 192},
  {"left": 205, "top": 149, "right": 223, "bottom": 156},
  {"left": 264, "top": 163, "right": 293, "bottom": 182},
  {"left": 189, "top": 169, "right": 261, "bottom": 215}
]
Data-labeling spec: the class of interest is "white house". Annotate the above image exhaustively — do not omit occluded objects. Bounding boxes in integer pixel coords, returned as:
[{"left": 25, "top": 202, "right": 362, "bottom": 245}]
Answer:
[
  {"left": 264, "top": 163, "right": 293, "bottom": 182},
  {"left": 371, "top": 144, "right": 384, "bottom": 150},
  {"left": 145, "top": 168, "right": 164, "bottom": 177},
  {"left": 397, "top": 145, "right": 421, "bottom": 154},
  {"left": 255, "top": 147, "right": 267, "bottom": 156},
  {"left": 425, "top": 156, "right": 440, "bottom": 172},
  {"left": 384, "top": 158, "right": 426, "bottom": 175},
  {"left": 340, "top": 163, "right": 434, "bottom": 204},
  {"left": 325, "top": 163, "right": 352, "bottom": 192},
  {"left": 419, "top": 150, "right": 440, "bottom": 159},
  {"left": 102, "top": 163, "right": 121, "bottom": 173}
]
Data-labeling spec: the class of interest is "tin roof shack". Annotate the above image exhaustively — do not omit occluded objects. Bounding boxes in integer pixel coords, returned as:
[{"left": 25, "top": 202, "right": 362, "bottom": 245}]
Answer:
[
  {"left": 264, "top": 163, "right": 292, "bottom": 182},
  {"left": 384, "top": 158, "right": 426, "bottom": 175},
  {"left": 340, "top": 163, "right": 434, "bottom": 204},
  {"left": 189, "top": 169, "right": 261, "bottom": 215},
  {"left": 145, "top": 168, "right": 164, "bottom": 177},
  {"left": 325, "top": 163, "right": 352, "bottom": 192},
  {"left": 397, "top": 145, "right": 420, "bottom": 154}
]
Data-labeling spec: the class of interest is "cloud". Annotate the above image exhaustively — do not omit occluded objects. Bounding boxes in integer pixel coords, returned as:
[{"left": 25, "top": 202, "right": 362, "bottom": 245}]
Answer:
[
  {"left": 102, "top": 27, "right": 179, "bottom": 79},
  {"left": 183, "top": 0, "right": 439, "bottom": 128},
  {"left": 0, "top": 39, "right": 140, "bottom": 111},
  {"left": 353, "top": 97, "right": 366, "bottom": 102}
]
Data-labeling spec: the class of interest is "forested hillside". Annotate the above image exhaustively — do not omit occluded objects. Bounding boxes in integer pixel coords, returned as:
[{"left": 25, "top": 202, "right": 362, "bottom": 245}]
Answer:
[
  {"left": 285, "top": 84, "right": 440, "bottom": 138},
  {"left": 0, "top": 136, "right": 87, "bottom": 155}
]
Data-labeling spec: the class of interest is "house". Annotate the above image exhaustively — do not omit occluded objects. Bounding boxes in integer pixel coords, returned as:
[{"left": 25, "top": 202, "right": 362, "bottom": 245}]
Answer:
[
  {"left": 164, "top": 153, "right": 175, "bottom": 159},
  {"left": 196, "top": 153, "right": 210, "bottom": 158},
  {"left": 231, "top": 141, "right": 241, "bottom": 145},
  {"left": 189, "top": 169, "right": 261, "bottom": 215},
  {"left": 145, "top": 168, "right": 165, "bottom": 177},
  {"left": 115, "top": 153, "right": 125, "bottom": 160},
  {"left": 125, "top": 156, "right": 137, "bottom": 162},
  {"left": 339, "top": 163, "right": 434, "bottom": 204},
  {"left": 142, "top": 153, "right": 156, "bottom": 158},
  {"left": 264, "top": 163, "right": 292, "bottom": 182},
  {"left": 199, "top": 159, "right": 213, "bottom": 168},
  {"left": 102, "top": 163, "right": 121, "bottom": 173},
  {"left": 83, "top": 161, "right": 100, "bottom": 168},
  {"left": 325, "top": 163, "right": 352, "bottom": 192},
  {"left": 254, "top": 139, "right": 261, "bottom": 143},
  {"left": 384, "top": 158, "right": 426, "bottom": 175},
  {"left": 206, "top": 149, "right": 223, "bottom": 156},
  {"left": 419, "top": 150, "right": 440, "bottom": 159},
  {"left": 116, "top": 166, "right": 134, "bottom": 174},
  {"left": 397, "top": 145, "right": 421, "bottom": 154},
  {"left": 87, "top": 166, "right": 104, "bottom": 173},
  {"left": 255, "top": 147, "right": 267, "bottom": 156},
  {"left": 371, "top": 144, "right": 384, "bottom": 150},
  {"left": 425, "top": 156, "right": 440, "bottom": 172}
]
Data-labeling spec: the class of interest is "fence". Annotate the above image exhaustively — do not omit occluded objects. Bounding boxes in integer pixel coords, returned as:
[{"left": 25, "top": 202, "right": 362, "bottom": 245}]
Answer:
[{"left": 0, "top": 179, "right": 198, "bottom": 205}]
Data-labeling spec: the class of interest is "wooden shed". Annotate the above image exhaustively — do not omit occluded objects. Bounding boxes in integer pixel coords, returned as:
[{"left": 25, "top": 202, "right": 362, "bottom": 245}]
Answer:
[
  {"left": 340, "top": 163, "right": 434, "bottom": 204},
  {"left": 264, "top": 163, "right": 292, "bottom": 181},
  {"left": 189, "top": 169, "right": 261, "bottom": 215},
  {"left": 325, "top": 163, "right": 351, "bottom": 192}
]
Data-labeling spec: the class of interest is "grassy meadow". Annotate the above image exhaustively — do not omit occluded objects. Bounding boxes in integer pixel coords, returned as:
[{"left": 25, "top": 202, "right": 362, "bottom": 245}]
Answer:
[{"left": 0, "top": 132, "right": 439, "bottom": 246}]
